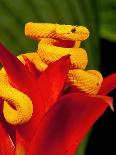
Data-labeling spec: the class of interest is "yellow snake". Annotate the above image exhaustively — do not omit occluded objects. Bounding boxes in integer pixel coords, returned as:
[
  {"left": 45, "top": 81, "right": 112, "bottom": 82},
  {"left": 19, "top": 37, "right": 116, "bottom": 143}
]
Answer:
[
  {"left": 25, "top": 22, "right": 103, "bottom": 95},
  {"left": 0, "top": 22, "right": 103, "bottom": 125}
]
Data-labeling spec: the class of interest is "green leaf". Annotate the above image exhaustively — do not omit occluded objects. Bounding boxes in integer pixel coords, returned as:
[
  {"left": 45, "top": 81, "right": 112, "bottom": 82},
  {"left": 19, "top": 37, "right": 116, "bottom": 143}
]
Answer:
[
  {"left": 98, "top": 0, "right": 116, "bottom": 42},
  {"left": 76, "top": 130, "right": 91, "bottom": 155}
]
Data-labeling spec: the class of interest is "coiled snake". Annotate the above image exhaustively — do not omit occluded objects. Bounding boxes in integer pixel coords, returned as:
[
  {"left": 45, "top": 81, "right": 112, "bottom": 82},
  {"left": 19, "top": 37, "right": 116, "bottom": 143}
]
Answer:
[
  {"left": 25, "top": 22, "right": 103, "bottom": 95},
  {"left": 0, "top": 23, "right": 103, "bottom": 125}
]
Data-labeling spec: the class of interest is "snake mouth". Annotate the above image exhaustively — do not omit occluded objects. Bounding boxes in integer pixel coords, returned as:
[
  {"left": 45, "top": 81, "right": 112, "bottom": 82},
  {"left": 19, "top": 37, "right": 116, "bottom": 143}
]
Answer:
[
  {"left": 62, "top": 33, "right": 89, "bottom": 41},
  {"left": 53, "top": 39, "right": 76, "bottom": 48}
]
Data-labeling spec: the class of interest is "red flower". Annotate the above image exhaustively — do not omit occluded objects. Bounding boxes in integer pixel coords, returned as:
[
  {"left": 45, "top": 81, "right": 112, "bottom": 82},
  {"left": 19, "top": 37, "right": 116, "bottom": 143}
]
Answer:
[{"left": 0, "top": 43, "right": 115, "bottom": 155}]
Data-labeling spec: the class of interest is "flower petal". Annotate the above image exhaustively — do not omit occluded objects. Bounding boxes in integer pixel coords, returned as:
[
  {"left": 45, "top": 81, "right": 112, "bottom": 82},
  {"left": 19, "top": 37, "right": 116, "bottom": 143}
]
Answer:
[
  {"left": 27, "top": 93, "right": 112, "bottom": 155},
  {"left": 36, "top": 54, "right": 71, "bottom": 118},
  {"left": 0, "top": 99, "right": 16, "bottom": 144},
  {"left": 16, "top": 55, "right": 71, "bottom": 153},
  {"left": 0, "top": 43, "right": 35, "bottom": 94},
  {"left": 99, "top": 73, "right": 116, "bottom": 95},
  {"left": 0, "top": 122, "right": 15, "bottom": 155}
]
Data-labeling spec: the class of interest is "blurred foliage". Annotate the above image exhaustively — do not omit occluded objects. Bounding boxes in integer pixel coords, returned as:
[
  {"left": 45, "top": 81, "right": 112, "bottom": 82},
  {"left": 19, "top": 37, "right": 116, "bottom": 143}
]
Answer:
[
  {"left": 0, "top": 0, "right": 115, "bottom": 155},
  {"left": 0, "top": 0, "right": 100, "bottom": 69},
  {"left": 98, "top": 0, "right": 116, "bottom": 42}
]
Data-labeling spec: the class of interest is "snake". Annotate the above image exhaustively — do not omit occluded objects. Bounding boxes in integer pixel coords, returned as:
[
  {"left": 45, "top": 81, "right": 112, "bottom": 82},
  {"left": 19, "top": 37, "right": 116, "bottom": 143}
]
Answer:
[
  {"left": 0, "top": 23, "right": 103, "bottom": 125},
  {"left": 25, "top": 22, "right": 103, "bottom": 95}
]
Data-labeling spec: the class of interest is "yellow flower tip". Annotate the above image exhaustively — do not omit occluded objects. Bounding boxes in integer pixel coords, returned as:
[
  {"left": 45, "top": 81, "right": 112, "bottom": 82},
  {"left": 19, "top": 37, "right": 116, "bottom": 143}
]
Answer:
[
  {"left": 67, "top": 69, "right": 103, "bottom": 95},
  {"left": 0, "top": 82, "right": 33, "bottom": 125}
]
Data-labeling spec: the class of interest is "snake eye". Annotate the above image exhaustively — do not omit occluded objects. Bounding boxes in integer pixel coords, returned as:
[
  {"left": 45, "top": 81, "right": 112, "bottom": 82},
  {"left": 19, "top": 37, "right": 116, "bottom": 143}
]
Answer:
[{"left": 71, "top": 28, "right": 76, "bottom": 33}]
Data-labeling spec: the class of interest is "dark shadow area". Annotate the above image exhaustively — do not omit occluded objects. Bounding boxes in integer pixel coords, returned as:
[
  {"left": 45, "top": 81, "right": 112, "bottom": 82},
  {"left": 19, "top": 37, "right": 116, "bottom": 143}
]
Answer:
[{"left": 86, "top": 39, "right": 116, "bottom": 155}]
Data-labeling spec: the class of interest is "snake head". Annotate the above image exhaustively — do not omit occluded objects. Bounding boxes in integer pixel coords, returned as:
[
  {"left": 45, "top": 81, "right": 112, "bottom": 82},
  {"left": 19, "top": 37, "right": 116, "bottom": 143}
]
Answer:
[{"left": 55, "top": 25, "right": 90, "bottom": 41}]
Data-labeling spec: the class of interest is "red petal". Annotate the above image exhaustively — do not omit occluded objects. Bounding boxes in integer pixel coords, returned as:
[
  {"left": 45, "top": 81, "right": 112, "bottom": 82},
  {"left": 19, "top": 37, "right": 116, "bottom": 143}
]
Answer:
[
  {"left": 0, "top": 101, "right": 16, "bottom": 144},
  {"left": 0, "top": 122, "right": 15, "bottom": 155},
  {"left": 36, "top": 55, "right": 71, "bottom": 118},
  {"left": 16, "top": 55, "right": 71, "bottom": 153},
  {"left": 99, "top": 73, "right": 116, "bottom": 95},
  {"left": 0, "top": 43, "right": 35, "bottom": 95},
  {"left": 27, "top": 93, "right": 112, "bottom": 155}
]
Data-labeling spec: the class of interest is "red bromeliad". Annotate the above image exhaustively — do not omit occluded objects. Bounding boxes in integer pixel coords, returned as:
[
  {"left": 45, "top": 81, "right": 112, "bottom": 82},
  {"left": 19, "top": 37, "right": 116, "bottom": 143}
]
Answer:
[
  {"left": 0, "top": 23, "right": 116, "bottom": 155},
  {"left": 0, "top": 43, "right": 115, "bottom": 155}
]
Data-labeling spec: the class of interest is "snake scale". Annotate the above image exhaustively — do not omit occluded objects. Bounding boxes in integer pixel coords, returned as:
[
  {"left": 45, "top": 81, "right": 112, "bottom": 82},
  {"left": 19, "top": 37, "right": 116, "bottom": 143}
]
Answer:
[{"left": 0, "top": 23, "right": 103, "bottom": 125}]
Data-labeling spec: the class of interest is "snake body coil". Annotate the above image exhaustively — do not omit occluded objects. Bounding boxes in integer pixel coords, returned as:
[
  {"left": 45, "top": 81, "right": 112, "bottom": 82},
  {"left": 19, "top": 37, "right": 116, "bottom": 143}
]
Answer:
[{"left": 0, "top": 72, "right": 33, "bottom": 125}]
